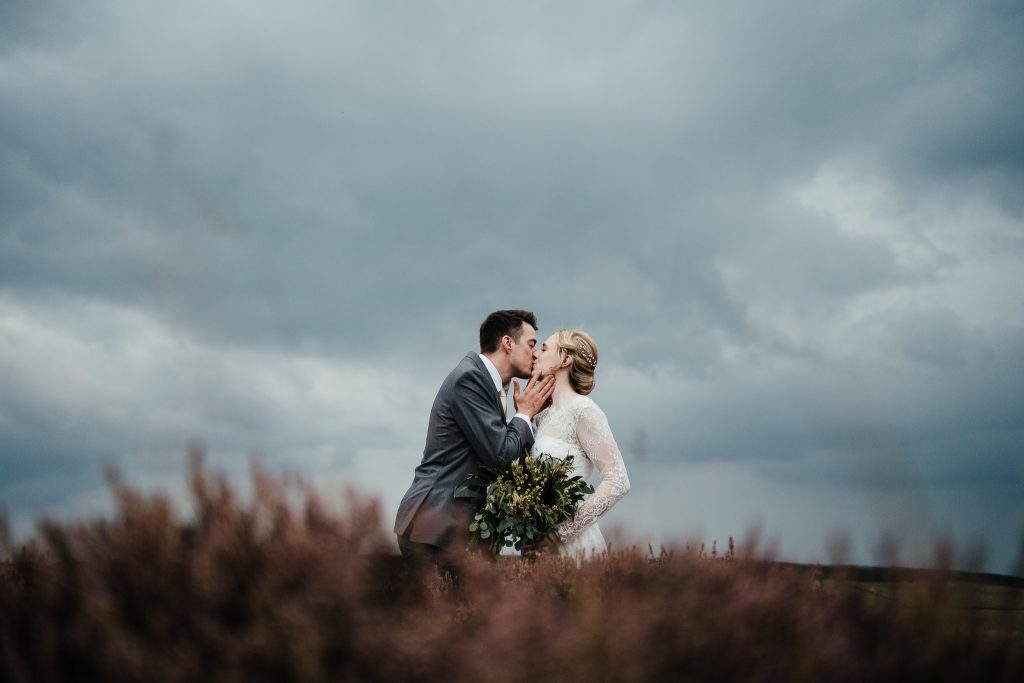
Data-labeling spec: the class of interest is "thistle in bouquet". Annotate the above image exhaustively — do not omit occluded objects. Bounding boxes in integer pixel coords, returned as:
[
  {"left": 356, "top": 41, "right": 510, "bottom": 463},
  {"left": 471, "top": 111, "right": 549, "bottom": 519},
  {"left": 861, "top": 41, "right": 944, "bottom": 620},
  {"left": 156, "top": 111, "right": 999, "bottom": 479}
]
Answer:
[{"left": 468, "top": 452, "right": 594, "bottom": 558}]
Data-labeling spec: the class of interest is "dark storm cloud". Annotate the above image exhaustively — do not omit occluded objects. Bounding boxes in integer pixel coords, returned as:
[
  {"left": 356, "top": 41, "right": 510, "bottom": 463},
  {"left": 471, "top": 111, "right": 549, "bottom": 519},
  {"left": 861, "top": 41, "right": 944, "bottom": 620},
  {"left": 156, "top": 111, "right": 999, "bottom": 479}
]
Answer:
[
  {"left": 1, "top": 0, "right": 1022, "bottom": 568},
  {"left": 5, "top": 4, "right": 1018, "bottom": 323}
]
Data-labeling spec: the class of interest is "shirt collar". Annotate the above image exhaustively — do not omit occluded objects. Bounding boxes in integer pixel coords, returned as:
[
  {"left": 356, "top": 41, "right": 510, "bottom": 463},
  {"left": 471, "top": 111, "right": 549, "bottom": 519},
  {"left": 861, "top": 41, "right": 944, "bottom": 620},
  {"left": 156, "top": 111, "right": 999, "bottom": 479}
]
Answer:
[{"left": 477, "top": 354, "right": 504, "bottom": 393}]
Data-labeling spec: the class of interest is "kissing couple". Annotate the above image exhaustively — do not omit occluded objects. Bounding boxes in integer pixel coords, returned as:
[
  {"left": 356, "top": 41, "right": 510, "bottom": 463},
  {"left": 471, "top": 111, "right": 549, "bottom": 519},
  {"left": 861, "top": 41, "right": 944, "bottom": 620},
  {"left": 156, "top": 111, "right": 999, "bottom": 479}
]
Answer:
[{"left": 394, "top": 309, "right": 630, "bottom": 567}]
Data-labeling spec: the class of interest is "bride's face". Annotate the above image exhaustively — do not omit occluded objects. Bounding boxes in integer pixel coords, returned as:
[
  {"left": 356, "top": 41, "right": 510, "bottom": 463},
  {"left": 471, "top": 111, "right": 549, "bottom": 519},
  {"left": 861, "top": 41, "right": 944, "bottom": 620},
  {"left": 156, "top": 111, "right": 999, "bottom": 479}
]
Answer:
[{"left": 533, "top": 333, "right": 568, "bottom": 378}]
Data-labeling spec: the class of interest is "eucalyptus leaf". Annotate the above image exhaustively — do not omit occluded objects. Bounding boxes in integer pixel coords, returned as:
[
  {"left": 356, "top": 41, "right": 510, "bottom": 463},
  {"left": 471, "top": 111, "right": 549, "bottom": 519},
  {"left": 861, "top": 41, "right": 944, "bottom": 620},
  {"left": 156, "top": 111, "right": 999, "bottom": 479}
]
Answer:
[{"left": 461, "top": 451, "right": 594, "bottom": 557}]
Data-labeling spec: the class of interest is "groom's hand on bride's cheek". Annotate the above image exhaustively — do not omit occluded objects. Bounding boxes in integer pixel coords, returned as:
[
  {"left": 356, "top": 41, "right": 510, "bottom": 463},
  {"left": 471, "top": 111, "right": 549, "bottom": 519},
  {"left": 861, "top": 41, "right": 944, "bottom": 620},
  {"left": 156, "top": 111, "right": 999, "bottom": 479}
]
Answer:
[
  {"left": 514, "top": 375, "right": 555, "bottom": 417},
  {"left": 540, "top": 383, "right": 553, "bottom": 409},
  {"left": 537, "top": 376, "right": 555, "bottom": 411}
]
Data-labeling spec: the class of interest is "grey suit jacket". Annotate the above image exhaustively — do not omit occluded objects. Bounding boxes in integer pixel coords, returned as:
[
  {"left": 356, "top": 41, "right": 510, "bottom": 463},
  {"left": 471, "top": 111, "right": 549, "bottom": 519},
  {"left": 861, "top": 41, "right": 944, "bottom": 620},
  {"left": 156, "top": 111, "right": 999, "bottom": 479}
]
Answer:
[{"left": 394, "top": 353, "right": 535, "bottom": 547}]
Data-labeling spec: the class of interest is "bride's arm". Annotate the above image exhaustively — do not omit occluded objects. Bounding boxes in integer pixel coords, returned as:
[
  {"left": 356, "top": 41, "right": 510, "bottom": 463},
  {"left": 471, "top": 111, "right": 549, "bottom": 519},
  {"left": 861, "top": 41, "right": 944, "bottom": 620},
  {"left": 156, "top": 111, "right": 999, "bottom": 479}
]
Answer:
[{"left": 557, "top": 404, "right": 630, "bottom": 542}]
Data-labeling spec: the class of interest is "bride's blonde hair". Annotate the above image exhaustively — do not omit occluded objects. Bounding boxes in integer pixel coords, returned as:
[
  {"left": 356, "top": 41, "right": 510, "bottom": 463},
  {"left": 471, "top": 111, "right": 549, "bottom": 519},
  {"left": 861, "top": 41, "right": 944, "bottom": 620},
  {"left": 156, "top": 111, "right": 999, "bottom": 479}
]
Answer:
[{"left": 554, "top": 329, "right": 599, "bottom": 396}]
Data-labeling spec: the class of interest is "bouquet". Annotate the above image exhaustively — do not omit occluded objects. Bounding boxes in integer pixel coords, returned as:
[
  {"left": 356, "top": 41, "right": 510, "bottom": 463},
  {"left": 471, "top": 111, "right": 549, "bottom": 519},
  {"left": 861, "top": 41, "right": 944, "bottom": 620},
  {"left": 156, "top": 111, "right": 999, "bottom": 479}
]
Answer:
[{"left": 468, "top": 452, "right": 594, "bottom": 558}]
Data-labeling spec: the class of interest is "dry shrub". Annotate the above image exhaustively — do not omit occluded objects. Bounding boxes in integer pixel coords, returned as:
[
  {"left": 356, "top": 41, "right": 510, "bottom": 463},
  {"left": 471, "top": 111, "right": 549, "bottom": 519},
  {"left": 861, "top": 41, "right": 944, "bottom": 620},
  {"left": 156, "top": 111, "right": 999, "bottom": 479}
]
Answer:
[{"left": 1, "top": 454, "right": 1021, "bottom": 682}]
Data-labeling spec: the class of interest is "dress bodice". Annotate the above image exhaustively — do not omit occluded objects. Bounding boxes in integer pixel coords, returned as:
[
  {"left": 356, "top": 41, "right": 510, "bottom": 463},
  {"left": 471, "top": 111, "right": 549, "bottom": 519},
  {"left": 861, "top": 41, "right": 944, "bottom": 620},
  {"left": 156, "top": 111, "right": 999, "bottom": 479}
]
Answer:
[
  {"left": 532, "top": 395, "right": 630, "bottom": 544},
  {"left": 534, "top": 396, "right": 593, "bottom": 478}
]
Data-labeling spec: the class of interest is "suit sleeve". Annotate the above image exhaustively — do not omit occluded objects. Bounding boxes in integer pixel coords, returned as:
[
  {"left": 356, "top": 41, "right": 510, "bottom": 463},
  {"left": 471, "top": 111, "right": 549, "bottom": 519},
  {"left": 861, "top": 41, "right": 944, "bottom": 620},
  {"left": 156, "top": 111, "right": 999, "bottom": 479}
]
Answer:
[{"left": 450, "top": 373, "right": 534, "bottom": 470}]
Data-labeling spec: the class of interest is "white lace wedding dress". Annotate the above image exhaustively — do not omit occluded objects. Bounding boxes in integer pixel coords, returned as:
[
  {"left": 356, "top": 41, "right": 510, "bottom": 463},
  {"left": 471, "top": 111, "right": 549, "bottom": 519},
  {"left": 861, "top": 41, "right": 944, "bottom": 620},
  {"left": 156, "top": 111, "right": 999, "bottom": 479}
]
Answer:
[{"left": 533, "top": 395, "right": 630, "bottom": 561}]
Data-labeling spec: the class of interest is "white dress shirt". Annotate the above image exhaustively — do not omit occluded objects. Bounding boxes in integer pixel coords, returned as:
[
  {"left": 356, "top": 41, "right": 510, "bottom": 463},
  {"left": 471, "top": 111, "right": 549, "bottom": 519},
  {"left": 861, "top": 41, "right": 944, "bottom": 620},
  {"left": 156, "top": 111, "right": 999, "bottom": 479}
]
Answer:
[{"left": 478, "top": 354, "right": 535, "bottom": 436}]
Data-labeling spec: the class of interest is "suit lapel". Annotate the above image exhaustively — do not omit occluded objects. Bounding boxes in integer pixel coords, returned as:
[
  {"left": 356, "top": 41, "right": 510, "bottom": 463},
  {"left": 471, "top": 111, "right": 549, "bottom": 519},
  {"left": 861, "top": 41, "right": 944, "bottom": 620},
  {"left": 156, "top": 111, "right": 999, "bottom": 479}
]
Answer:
[{"left": 468, "top": 352, "right": 505, "bottom": 416}]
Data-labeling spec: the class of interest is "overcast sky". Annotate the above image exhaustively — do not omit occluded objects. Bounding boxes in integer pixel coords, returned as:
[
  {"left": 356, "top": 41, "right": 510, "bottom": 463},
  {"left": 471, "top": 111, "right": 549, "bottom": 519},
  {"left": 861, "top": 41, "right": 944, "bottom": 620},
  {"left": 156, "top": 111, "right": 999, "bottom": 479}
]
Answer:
[{"left": 2, "top": 0, "right": 1022, "bottom": 572}]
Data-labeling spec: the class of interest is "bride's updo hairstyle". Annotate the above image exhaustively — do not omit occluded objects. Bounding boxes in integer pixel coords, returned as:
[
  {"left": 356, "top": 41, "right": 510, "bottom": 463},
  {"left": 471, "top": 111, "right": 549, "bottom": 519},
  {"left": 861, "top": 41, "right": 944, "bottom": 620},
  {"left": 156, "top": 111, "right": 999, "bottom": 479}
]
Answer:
[{"left": 555, "top": 329, "right": 599, "bottom": 396}]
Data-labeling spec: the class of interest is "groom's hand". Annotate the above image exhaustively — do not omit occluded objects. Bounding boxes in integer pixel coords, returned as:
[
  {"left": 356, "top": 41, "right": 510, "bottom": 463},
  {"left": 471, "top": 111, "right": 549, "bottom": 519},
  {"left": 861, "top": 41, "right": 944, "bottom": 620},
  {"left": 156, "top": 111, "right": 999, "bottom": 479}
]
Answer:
[{"left": 513, "top": 374, "right": 555, "bottom": 418}]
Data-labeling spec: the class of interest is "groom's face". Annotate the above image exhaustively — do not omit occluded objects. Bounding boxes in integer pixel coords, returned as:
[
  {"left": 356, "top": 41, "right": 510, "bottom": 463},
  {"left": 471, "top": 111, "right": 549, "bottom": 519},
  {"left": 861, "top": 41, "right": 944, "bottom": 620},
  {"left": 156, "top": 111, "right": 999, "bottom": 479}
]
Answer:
[{"left": 509, "top": 322, "right": 538, "bottom": 379}]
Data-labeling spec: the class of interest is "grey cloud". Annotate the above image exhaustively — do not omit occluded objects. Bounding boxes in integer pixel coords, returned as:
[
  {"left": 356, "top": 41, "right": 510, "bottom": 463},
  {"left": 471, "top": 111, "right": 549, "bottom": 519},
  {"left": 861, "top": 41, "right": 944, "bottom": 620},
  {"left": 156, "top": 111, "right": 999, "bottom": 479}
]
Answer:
[{"left": 1, "top": 0, "right": 1022, "bottom": 568}]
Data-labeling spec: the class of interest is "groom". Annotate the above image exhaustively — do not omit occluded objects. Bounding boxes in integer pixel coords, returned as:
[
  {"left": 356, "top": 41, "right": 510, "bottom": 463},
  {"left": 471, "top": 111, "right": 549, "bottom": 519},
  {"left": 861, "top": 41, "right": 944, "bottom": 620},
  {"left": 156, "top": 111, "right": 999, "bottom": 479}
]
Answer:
[{"left": 394, "top": 309, "right": 555, "bottom": 564}]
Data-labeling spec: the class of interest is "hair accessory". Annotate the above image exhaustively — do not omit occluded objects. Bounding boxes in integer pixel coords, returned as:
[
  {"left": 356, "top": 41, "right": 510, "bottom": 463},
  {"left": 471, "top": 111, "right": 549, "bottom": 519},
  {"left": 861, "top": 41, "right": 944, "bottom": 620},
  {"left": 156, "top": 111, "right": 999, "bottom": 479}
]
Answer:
[{"left": 574, "top": 339, "right": 596, "bottom": 367}]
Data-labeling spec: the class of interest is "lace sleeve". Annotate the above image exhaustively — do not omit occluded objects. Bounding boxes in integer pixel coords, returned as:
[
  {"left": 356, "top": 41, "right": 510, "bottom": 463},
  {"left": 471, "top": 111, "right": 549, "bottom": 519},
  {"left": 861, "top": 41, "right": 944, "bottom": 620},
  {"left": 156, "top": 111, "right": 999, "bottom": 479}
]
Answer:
[{"left": 557, "top": 402, "right": 630, "bottom": 542}]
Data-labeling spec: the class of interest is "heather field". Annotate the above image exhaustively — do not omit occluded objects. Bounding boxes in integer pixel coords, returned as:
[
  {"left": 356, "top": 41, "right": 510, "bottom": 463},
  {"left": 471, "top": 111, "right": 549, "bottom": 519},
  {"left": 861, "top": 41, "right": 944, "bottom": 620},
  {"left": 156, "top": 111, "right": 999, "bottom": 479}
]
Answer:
[{"left": 2, "top": 461, "right": 1021, "bottom": 682}]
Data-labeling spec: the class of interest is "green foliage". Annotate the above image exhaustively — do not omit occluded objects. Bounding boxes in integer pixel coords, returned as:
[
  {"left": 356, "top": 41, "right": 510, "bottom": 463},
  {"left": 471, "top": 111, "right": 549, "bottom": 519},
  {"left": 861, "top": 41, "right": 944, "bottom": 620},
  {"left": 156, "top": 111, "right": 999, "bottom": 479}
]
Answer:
[{"left": 468, "top": 453, "right": 594, "bottom": 557}]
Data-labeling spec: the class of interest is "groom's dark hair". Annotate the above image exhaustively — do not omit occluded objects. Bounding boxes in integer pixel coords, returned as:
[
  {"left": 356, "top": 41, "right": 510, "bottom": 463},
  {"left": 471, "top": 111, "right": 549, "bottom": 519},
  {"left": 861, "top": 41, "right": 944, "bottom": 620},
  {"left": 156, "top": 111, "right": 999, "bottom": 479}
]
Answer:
[{"left": 479, "top": 310, "right": 537, "bottom": 353}]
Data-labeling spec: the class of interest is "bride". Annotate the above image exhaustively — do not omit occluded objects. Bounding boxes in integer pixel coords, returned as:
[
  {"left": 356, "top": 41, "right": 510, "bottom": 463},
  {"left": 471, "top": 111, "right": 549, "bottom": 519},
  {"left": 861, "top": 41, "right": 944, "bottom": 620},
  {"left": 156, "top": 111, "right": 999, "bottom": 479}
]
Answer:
[{"left": 531, "top": 329, "right": 630, "bottom": 560}]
